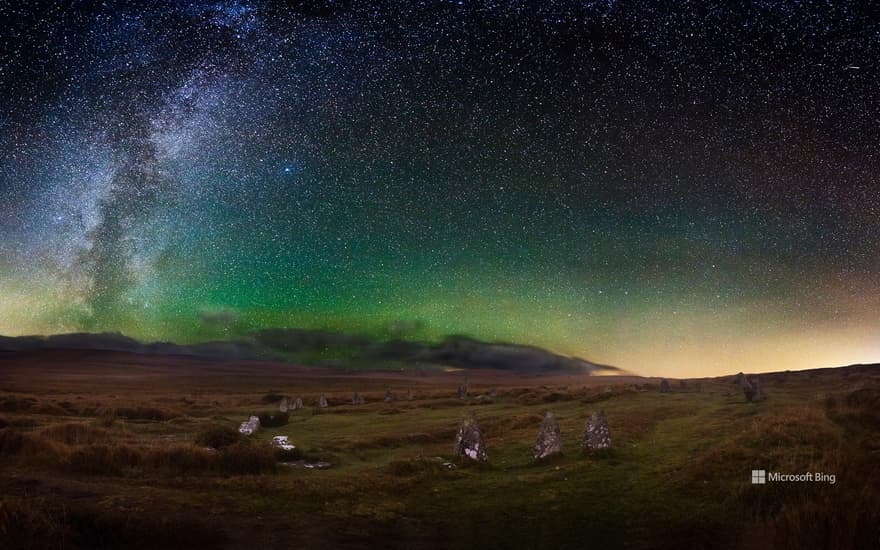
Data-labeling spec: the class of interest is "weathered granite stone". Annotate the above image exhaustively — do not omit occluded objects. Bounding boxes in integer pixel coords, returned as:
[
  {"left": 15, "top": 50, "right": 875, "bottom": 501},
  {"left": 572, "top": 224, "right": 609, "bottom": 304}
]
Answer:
[
  {"left": 293, "top": 397, "right": 303, "bottom": 410},
  {"left": 278, "top": 397, "right": 290, "bottom": 412},
  {"left": 738, "top": 373, "right": 760, "bottom": 402},
  {"left": 747, "top": 376, "right": 766, "bottom": 402},
  {"left": 659, "top": 379, "right": 671, "bottom": 393},
  {"left": 352, "top": 392, "right": 365, "bottom": 405},
  {"left": 238, "top": 415, "right": 260, "bottom": 436},
  {"left": 406, "top": 388, "right": 413, "bottom": 401},
  {"left": 272, "top": 435, "right": 296, "bottom": 451},
  {"left": 454, "top": 412, "right": 487, "bottom": 461},
  {"left": 318, "top": 394, "right": 328, "bottom": 408},
  {"left": 752, "top": 377, "right": 767, "bottom": 401},
  {"left": 385, "top": 388, "right": 394, "bottom": 402},
  {"left": 583, "top": 410, "right": 611, "bottom": 451},
  {"left": 533, "top": 411, "right": 562, "bottom": 460}
]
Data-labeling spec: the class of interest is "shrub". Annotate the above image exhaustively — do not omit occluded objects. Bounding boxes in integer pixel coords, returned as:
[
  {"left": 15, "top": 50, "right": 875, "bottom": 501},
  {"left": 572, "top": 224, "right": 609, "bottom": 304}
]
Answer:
[
  {"left": 144, "top": 444, "right": 214, "bottom": 473},
  {"left": 39, "top": 423, "right": 108, "bottom": 445},
  {"left": 66, "top": 444, "right": 141, "bottom": 475},
  {"left": 218, "top": 442, "right": 277, "bottom": 474},
  {"left": 257, "top": 410, "right": 289, "bottom": 427},
  {"left": 0, "top": 429, "right": 70, "bottom": 467},
  {"left": 195, "top": 425, "right": 243, "bottom": 449},
  {"left": 114, "top": 406, "right": 177, "bottom": 421}
]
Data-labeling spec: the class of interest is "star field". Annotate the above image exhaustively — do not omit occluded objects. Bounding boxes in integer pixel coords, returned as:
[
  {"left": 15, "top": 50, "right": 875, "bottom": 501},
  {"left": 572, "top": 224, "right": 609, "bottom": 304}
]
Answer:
[{"left": 1, "top": 1, "right": 879, "bottom": 375}]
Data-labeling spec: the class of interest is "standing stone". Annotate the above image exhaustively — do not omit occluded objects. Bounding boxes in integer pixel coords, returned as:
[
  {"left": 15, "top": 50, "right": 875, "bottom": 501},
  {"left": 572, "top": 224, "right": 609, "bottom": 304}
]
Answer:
[
  {"left": 583, "top": 410, "right": 611, "bottom": 451},
  {"left": 746, "top": 376, "right": 766, "bottom": 402},
  {"left": 739, "top": 374, "right": 757, "bottom": 402},
  {"left": 279, "top": 396, "right": 290, "bottom": 413},
  {"left": 754, "top": 377, "right": 766, "bottom": 401},
  {"left": 385, "top": 388, "right": 394, "bottom": 402},
  {"left": 406, "top": 388, "right": 413, "bottom": 401},
  {"left": 454, "top": 412, "right": 487, "bottom": 461},
  {"left": 659, "top": 379, "right": 671, "bottom": 393},
  {"left": 352, "top": 392, "right": 365, "bottom": 405},
  {"left": 318, "top": 394, "right": 328, "bottom": 408},
  {"left": 293, "top": 397, "right": 303, "bottom": 410},
  {"left": 533, "top": 411, "right": 562, "bottom": 460},
  {"left": 458, "top": 378, "right": 469, "bottom": 399},
  {"left": 238, "top": 415, "right": 260, "bottom": 436},
  {"left": 679, "top": 380, "right": 688, "bottom": 390}
]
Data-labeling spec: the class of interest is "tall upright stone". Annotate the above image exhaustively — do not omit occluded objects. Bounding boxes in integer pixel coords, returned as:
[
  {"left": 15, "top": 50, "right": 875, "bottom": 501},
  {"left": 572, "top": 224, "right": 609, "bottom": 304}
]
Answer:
[
  {"left": 293, "top": 397, "right": 303, "bottom": 410},
  {"left": 533, "top": 411, "right": 562, "bottom": 460},
  {"left": 318, "top": 394, "right": 328, "bottom": 408},
  {"left": 752, "top": 377, "right": 766, "bottom": 401},
  {"left": 458, "top": 378, "right": 469, "bottom": 399},
  {"left": 279, "top": 396, "right": 290, "bottom": 413},
  {"left": 454, "top": 412, "right": 487, "bottom": 461},
  {"left": 406, "top": 387, "right": 413, "bottom": 401},
  {"left": 741, "top": 375, "right": 765, "bottom": 402},
  {"left": 583, "top": 410, "right": 611, "bottom": 451},
  {"left": 352, "top": 392, "right": 365, "bottom": 405},
  {"left": 385, "top": 388, "right": 394, "bottom": 402},
  {"left": 659, "top": 379, "right": 671, "bottom": 393}
]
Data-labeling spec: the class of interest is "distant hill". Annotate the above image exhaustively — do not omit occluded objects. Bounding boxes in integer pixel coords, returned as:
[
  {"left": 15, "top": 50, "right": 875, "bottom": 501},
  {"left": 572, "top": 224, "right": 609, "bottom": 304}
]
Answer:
[{"left": 0, "top": 331, "right": 619, "bottom": 375}]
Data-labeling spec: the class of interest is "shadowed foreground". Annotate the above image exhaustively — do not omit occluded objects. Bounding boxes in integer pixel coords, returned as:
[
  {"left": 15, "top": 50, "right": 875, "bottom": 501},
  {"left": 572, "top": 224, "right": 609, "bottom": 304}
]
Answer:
[{"left": 1, "top": 350, "right": 878, "bottom": 549}]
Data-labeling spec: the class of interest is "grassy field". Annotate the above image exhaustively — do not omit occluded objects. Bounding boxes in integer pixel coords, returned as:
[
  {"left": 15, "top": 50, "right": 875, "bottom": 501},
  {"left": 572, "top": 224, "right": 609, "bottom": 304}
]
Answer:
[{"left": 1, "top": 350, "right": 878, "bottom": 549}]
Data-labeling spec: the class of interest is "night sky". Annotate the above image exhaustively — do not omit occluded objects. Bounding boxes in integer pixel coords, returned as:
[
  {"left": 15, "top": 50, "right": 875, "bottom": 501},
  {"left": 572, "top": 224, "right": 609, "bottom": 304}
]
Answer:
[{"left": 1, "top": 1, "right": 879, "bottom": 376}]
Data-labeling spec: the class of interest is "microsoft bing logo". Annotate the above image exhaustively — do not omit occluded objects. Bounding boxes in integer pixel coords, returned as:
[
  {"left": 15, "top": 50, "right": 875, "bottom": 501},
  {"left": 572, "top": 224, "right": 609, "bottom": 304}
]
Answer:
[{"left": 751, "top": 470, "right": 766, "bottom": 484}]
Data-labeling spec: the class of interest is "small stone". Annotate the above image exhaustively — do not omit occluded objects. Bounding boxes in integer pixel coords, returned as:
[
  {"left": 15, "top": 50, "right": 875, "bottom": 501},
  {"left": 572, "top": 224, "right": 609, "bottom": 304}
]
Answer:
[
  {"left": 583, "top": 410, "right": 611, "bottom": 451},
  {"left": 454, "top": 412, "right": 487, "bottom": 461},
  {"left": 660, "top": 379, "right": 671, "bottom": 393},
  {"left": 272, "top": 435, "right": 296, "bottom": 451},
  {"left": 533, "top": 411, "right": 562, "bottom": 460},
  {"left": 318, "top": 394, "right": 328, "bottom": 408}
]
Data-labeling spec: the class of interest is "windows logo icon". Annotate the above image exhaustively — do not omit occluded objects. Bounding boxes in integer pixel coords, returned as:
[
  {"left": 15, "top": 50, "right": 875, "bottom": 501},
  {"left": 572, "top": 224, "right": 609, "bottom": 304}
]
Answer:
[{"left": 751, "top": 470, "right": 766, "bottom": 484}]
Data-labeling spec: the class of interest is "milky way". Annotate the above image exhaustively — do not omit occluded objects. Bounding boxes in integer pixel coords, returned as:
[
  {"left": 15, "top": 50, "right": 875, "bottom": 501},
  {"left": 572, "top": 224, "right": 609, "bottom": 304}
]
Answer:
[{"left": 1, "top": 1, "right": 879, "bottom": 375}]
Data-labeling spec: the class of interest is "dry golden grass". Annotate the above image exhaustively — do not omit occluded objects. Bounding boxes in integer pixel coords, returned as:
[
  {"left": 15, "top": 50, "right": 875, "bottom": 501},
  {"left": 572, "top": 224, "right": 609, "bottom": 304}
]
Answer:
[{"left": 0, "top": 350, "right": 877, "bottom": 549}]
